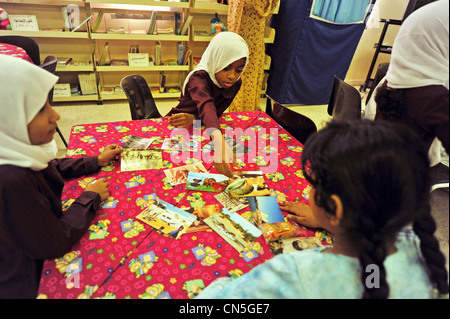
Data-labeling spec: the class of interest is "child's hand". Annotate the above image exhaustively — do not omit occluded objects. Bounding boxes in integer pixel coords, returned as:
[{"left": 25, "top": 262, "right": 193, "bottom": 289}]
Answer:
[
  {"left": 84, "top": 178, "right": 109, "bottom": 202},
  {"left": 214, "top": 162, "right": 234, "bottom": 179},
  {"left": 279, "top": 201, "right": 321, "bottom": 229},
  {"left": 98, "top": 144, "right": 123, "bottom": 167},
  {"left": 168, "top": 113, "right": 195, "bottom": 128}
]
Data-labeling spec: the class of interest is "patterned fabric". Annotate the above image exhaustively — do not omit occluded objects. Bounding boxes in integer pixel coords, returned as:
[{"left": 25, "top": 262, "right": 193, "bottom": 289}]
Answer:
[
  {"left": 0, "top": 43, "right": 33, "bottom": 63},
  {"left": 227, "top": 0, "right": 280, "bottom": 111},
  {"left": 37, "top": 111, "right": 330, "bottom": 299}
]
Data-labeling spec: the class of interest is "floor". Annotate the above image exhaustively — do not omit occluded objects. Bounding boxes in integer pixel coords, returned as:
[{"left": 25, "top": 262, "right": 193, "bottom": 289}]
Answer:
[{"left": 52, "top": 98, "right": 449, "bottom": 276}]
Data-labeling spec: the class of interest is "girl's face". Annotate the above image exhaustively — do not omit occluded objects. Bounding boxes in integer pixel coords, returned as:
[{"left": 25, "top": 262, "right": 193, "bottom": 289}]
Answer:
[
  {"left": 215, "top": 57, "right": 246, "bottom": 89},
  {"left": 27, "top": 99, "right": 60, "bottom": 145}
]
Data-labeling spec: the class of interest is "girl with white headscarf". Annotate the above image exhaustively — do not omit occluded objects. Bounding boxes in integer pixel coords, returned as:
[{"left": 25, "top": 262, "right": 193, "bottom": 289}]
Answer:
[
  {"left": 366, "top": 0, "right": 449, "bottom": 165},
  {"left": 0, "top": 55, "right": 122, "bottom": 298},
  {"left": 166, "top": 31, "right": 249, "bottom": 177}
]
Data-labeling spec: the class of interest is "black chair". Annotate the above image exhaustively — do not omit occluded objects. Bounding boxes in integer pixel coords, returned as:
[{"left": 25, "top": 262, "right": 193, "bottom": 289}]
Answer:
[
  {"left": 327, "top": 75, "right": 362, "bottom": 120},
  {"left": 267, "top": 100, "right": 317, "bottom": 145},
  {"left": 39, "top": 55, "right": 68, "bottom": 148},
  {"left": 120, "top": 74, "right": 162, "bottom": 120},
  {"left": 0, "top": 35, "right": 41, "bottom": 65},
  {"left": 365, "top": 62, "right": 389, "bottom": 104}
]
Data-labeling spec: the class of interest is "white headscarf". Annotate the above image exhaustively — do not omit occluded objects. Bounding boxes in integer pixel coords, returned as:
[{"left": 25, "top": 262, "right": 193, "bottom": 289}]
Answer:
[
  {"left": 182, "top": 31, "right": 249, "bottom": 94},
  {"left": 0, "top": 54, "right": 59, "bottom": 170},
  {"left": 386, "top": 0, "right": 449, "bottom": 89}
]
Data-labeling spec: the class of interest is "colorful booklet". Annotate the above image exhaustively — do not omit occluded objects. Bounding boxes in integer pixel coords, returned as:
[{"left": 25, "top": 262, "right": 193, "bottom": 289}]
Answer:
[
  {"left": 136, "top": 199, "right": 197, "bottom": 239},
  {"left": 163, "top": 163, "right": 208, "bottom": 185}
]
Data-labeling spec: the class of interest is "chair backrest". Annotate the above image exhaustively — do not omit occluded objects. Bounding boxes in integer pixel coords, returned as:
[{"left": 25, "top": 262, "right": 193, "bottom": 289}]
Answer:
[
  {"left": 269, "top": 101, "right": 317, "bottom": 145},
  {"left": 39, "top": 56, "right": 58, "bottom": 104},
  {"left": 327, "top": 75, "right": 362, "bottom": 120},
  {"left": 120, "top": 74, "right": 162, "bottom": 120},
  {"left": 365, "top": 62, "right": 389, "bottom": 104},
  {"left": 0, "top": 35, "right": 40, "bottom": 65}
]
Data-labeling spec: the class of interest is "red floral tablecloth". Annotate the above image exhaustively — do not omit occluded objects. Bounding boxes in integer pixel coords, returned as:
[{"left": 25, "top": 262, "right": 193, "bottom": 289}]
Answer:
[
  {"left": 0, "top": 43, "right": 34, "bottom": 63},
  {"left": 37, "top": 111, "right": 332, "bottom": 299}
]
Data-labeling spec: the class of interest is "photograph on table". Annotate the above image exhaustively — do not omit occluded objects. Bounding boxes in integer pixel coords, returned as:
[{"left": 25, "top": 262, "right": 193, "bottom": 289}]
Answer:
[
  {"left": 122, "top": 135, "right": 154, "bottom": 149},
  {"left": 202, "top": 135, "right": 250, "bottom": 158},
  {"left": 247, "top": 196, "right": 285, "bottom": 227},
  {"left": 214, "top": 191, "right": 249, "bottom": 213},
  {"left": 120, "top": 149, "right": 163, "bottom": 171},
  {"left": 269, "top": 237, "right": 323, "bottom": 256},
  {"left": 163, "top": 162, "right": 208, "bottom": 185},
  {"left": 136, "top": 199, "right": 197, "bottom": 239},
  {"left": 185, "top": 172, "right": 229, "bottom": 193},
  {"left": 162, "top": 135, "right": 198, "bottom": 152},
  {"left": 226, "top": 171, "right": 271, "bottom": 197},
  {"left": 182, "top": 204, "right": 221, "bottom": 233},
  {"left": 204, "top": 209, "right": 262, "bottom": 252}
]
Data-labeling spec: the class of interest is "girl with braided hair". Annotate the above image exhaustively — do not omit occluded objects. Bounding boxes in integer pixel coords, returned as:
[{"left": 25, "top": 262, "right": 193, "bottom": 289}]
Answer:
[{"left": 198, "top": 119, "right": 448, "bottom": 299}]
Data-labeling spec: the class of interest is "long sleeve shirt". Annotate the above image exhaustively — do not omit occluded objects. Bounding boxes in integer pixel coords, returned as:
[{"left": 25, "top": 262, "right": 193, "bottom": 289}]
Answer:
[
  {"left": 166, "top": 70, "right": 242, "bottom": 131},
  {"left": 197, "top": 228, "right": 435, "bottom": 299},
  {"left": 0, "top": 156, "right": 101, "bottom": 299}
]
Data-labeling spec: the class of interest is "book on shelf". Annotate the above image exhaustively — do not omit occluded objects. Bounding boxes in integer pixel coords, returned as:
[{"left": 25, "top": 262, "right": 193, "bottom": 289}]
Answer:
[
  {"left": 110, "top": 59, "right": 128, "bottom": 66},
  {"left": 107, "top": 27, "right": 126, "bottom": 34},
  {"left": 56, "top": 57, "right": 72, "bottom": 66},
  {"left": 98, "top": 42, "right": 109, "bottom": 66},
  {"left": 182, "top": 49, "right": 192, "bottom": 65},
  {"left": 71, "top": 15, "right": 93, "bottom": 32},
  {"left": 162, "top": 59, "right": 178, "bottom": 66},
  {"left": 164, "top": 86, "right": 181, "bottom": 93},
  {"left": 174, "top": 12, "right": 181, "bottom": 35},
  {"left": 129, "top": 45, "right": 139, "bottom": 53},
  {"left": 154, "top": 41, "right": 162, "bottom": 66},
  {"left": 177, "top": 42, "right": 184, "bottom": 65},
  {"left": 147, "top": 11, "right": 157, "bottom": 35},
  {"left": 71, "top": 60, "right": 92, "bottom": 66},
  {"left": 92, "top": 10, "right": 104, "bottom": 33},
  {"left": 130, "top": 29, "right": 147, "bottom": 35},
  {"left": 159, "top": 72, "right": 166, "bottom": 93},
  {"left": 78, "top": 72, "right": 97, "bottom": 95},
  {"left": 157, "top": 27, "right": 174, "bottom": 34},
  {"left": 101, "top": 86, "right": 115, "bottom": 95},
  {"left": 180, "top": 15, "right": 193, "bottom": 35},
  {"left": 150, "top": 86, "right": 160, "bottom": 95}
]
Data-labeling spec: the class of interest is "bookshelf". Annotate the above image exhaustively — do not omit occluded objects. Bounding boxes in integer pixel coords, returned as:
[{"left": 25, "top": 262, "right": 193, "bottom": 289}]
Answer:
[{"left": 0, "top": 0, "right": 278, "bottom": 104}]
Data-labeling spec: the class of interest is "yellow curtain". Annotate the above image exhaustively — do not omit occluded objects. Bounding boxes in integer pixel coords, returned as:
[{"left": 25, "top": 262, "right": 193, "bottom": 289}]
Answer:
[{"left": 227, "top": 0, "right": 280, "bottom": 112}]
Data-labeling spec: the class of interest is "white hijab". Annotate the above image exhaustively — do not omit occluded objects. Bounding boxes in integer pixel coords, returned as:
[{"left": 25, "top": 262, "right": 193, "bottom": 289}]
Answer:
[
  {"left": 0, "top": 54, "right": 59, "bottom": 170},
  {"left": 386, "top": 0, "right": 449, "bottom": 89},
  {"left": 182, "top": 31, "right": 249, "bottom": 94}
]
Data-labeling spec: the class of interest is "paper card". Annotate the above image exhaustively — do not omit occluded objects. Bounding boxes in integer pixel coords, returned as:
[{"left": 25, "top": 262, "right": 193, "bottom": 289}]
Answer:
[
  {"left": 9, "top": 15, "right": 39, "bottom": 31},
  {"left": 128, "top": 53, "right": 149, "bottom": 66},
  {"left": 120, "top": 149, "right": 163, "bottom": 171},
  {"left": 203, "top": 135, "right": 250, "bottom": 157},
  {"left": 214, "top": 191, "right": 248, "bottom": 213},
  {"left": 122, "top": 135, "right": 154, "bottom": 149},
  {"left": 53, "top": 83, "right": 72, "bottom": 97},
  {"left": 204, "top": 209, "right": 262, "bottom": 252},
  {"left": 162, "top": 136, "right": 198, "bottom": 152},
  {"left": 163, "top": 163, "right": 208, "bottom": 185},
  {"left": 136, "top": 199, "right": 197, "bottom": 239},
  {"left": 247, "top": 196, "right": 285, "bottom": 226},
  {"left": 185, "top": 172, "right": 229, "bottom": 193},
  {"left": 226, "top": 171, "right": 271, "bottom": 197},
  {"left": 182, "top": 204, "right": 220, "bottom": 233}
]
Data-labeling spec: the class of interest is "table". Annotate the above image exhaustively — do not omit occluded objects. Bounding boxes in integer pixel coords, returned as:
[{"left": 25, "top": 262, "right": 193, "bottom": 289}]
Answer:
[
  {"left": 37, "top": 111, "right": 332, "bottom": 299},
  {"left": 0, "top": 43, "right": 34, "bottom": 63}
]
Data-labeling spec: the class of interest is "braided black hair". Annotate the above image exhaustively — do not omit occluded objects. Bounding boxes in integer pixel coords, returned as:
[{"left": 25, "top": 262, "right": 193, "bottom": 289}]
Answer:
[{"left": 300, "top": 119, "right": 448, "bottom": 298}]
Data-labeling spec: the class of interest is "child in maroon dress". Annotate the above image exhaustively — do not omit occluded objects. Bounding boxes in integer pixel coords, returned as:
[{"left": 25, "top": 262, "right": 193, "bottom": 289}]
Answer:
[
  {"left": 0, "top": 55, "right": 122, "bottom": 298},
  {"left": 166, "top": 32, "right": 249, "bottom": 177}
]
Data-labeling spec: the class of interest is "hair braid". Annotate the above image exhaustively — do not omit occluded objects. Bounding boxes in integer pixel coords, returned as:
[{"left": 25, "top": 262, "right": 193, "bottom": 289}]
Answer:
[
  {"left": 413, "top": 202, "right": 449, "bottom": 296},
  {"left": 357, "top": 214, "right": 390, "bottom": 299}
]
